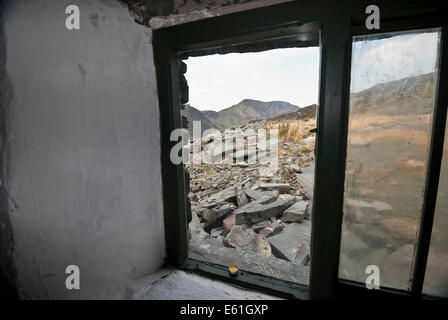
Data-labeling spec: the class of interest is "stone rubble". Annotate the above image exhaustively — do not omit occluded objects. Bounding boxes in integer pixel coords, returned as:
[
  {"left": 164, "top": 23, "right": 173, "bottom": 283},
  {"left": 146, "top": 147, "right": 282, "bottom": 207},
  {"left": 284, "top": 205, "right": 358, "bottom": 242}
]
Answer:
[
  {"left": 234, "top": 198, "right": 296, "bottom": 224},
  {"left": 268, "top": 221, "right": 311, "bottom": 263},
  {"left": 187, "top": 120, "right": 315, "bottom": 267},
  {"left": 281, "top": 200, "right": 309, "bottom": 223},
  {"left": 187, "top": 117, "right": 407, "bottom": 282}
]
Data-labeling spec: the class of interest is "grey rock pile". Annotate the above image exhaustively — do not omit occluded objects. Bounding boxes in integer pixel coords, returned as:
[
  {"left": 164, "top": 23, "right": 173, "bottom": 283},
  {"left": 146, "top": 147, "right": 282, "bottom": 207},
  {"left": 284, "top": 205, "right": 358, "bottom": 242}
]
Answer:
[{"left": 187, "top": 122, "right": 315, "bottom": 267}]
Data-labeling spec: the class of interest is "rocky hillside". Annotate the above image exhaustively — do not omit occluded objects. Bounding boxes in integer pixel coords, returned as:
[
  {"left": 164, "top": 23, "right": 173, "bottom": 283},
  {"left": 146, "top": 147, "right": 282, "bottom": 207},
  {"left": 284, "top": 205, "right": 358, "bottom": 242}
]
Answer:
[
  {"left": 259, "top": 103, "right": 317, "bottom": 122},
  {"left": 350, "top": 72, "right": 436, "bottom": 116},
  {"left": 181, "top": 104, "right": 218, "bottom": 134},
  {"left": 187, "top": 120, "right": 316, "bottom": 284},
  {"left": 185, "top": 99, "right": 301, "bottom": 132}
]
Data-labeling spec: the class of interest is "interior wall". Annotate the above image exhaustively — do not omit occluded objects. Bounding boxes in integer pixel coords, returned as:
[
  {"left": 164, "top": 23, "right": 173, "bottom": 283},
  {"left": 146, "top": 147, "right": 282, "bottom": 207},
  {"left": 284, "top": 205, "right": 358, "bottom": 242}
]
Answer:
[
  {"left": 0, "top": 0, "right": 292, "bottom": 300},
  {"left": 2, "top": 0, "right": 165, "bottom": 299},
  {"left": 120, "top": 0, "right": 293, "bottom": 29}
]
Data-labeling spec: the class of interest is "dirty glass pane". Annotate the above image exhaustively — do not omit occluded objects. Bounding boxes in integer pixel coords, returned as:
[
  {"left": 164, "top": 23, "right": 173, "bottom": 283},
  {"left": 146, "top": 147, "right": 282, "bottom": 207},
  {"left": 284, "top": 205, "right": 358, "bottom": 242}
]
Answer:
[
  {"left": 423, "top": 112, "right": 448, "bottom": 298},
  {"left": 339, "top": 29, "right": 441, "bottom": 290}
]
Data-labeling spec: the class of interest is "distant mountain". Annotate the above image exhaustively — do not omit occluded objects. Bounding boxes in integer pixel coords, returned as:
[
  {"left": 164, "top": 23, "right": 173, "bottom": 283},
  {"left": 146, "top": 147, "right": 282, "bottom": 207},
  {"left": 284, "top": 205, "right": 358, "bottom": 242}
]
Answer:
[
  {"left": 181, "top": 104, "right": 218, "bottom": 134},
  {"left": 264, "top": 104, "right": 317, "bottom": 121},
  {"left": 350, "top": 72, "right": 436, "bottom": 116},
  {"left": 199, "top": 99, "right": 301, "bottom": 130},
  {"left": 183, "top": 73, "right": 437, "bottom": 135}
]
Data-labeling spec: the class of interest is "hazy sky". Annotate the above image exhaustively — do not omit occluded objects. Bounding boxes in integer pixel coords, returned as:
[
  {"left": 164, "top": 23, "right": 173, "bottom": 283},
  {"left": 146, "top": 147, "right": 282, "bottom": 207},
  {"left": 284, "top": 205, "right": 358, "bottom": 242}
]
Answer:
[
  {"left": 184, "top": 47, "right": 320, "bottom": 112},
  {"left": 184, "top": 30, "right": 440, "bottom": 112},
  {"left": 351, "top": 30, "right": 440, "bottom": 92}
]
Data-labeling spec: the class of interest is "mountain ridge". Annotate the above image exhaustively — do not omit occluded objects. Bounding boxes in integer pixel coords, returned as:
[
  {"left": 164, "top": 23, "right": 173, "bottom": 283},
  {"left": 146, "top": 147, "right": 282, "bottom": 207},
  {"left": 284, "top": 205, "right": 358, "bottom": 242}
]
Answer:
[{"left": 185, "top": 99, "right": 301, "bottom": 132}]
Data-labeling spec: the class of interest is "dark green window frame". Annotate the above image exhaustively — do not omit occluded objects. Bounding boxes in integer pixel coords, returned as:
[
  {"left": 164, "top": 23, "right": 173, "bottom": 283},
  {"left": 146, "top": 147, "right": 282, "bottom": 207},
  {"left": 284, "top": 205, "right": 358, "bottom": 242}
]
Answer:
[{"left": 153, "top": 0, "right": 448, "bottom": 299}]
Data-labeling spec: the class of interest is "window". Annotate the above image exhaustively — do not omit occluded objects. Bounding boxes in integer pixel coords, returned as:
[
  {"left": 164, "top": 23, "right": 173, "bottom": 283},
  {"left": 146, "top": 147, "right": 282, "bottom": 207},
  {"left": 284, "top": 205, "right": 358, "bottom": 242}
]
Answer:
[
  {"left": 183, "top": 47, "right": 319, "bottom": 287},
  {"left": 153, "top": 0, "right": 448, "bottom": 299},
  {"left": 340, "top": 29, "right": 442, "bottom": 291}
]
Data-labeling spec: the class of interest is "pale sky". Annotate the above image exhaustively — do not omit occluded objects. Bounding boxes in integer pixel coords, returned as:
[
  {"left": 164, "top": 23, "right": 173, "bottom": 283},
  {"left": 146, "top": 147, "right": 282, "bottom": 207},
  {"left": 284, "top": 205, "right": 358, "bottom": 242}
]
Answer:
[
  {"left": 351, "top": 30, "right": 440, "bottom": 93},
  {"left": 184, "top": 47, "right": 320, "bottom": 112},
  {"left": 184, "top": 30, "right": 440, "bottom": 112}
]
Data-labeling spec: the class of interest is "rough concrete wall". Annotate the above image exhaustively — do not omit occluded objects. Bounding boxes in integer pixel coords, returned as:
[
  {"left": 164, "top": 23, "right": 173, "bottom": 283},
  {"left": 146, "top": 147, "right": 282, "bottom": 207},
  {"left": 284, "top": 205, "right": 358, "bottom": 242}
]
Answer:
[
  {"left": 173, "top": 0, "right": 277, "bottom": 14},
  {"left": 119, "top": 0, "right": 175, "bottom": 26},
  {"left": 120, "top": 0, "right": 292, "bottom": 29},
  {"left": 3, "top": 0, "right": 165, "bottom": 299}
]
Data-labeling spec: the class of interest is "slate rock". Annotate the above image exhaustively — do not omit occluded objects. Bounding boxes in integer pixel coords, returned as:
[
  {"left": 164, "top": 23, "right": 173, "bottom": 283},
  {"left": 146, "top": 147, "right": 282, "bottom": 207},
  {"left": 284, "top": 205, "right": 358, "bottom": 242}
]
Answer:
[
  {"left": 244, "top": 188, "right": 268, "bottom": 200},
  {"left": 236, "top": 183, "right": 249, "bottom": 207},
  {"left": 293, "top": 242, "right": 310, "bottom": 266},
  {"left": 268, "top": 221, "right": 311, "bottom": 262},
  {"left": 189, "top": 212, "right": 208, "bottom": 242},
  {"left": 203, "top": 208, "right": 218, "bottom": 223},
  {"left": 289, "top": 164, "right": 302, "bottom": 173},
  {"left": 295, "top": 165, "right": 314, "bottom": 193},
  {"left": 207, "top": 185, "right": 237, "bottom": 204},
  {"left": 278, "top": 194, "right": 296, "bottom": 201},
  {"left": 201, "top": 182, "right": 212, "bottom": 190},
  {"left": 259, "top": 220, "right": 284, "bottom": 238},
  {"left": 251, "top": 220, "right": 272, "bottom": 233},
  {"left": 234, "top": 198, "right": 296, "bottom": 225},
  {"left": 259, "top": 183, "right": 291, "bottom": 193},
  {"left": 281, "top": 201, "right": 308, "bottom": 223},
  {"left": 210, "top": 227, "right": 224, "bottom": 238},
  {"left": 225, "top": 225, "right": 272, "bottom": 257},
  {"left": 222, "top": 214, "right": 235, "bottom": 235},
  {"left": 204, "top": 203, "right": 235, "bottom": 233}
]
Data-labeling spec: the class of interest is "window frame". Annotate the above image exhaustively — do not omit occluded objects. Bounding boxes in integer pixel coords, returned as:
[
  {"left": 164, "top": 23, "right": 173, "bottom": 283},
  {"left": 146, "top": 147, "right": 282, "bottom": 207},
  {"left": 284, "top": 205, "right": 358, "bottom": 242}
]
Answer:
[
  {"left": 152, "top": 0, "right": 448, "bottom": 299},
  {"left": 340, "top": 18, "right": 448, "bottom": 300}
]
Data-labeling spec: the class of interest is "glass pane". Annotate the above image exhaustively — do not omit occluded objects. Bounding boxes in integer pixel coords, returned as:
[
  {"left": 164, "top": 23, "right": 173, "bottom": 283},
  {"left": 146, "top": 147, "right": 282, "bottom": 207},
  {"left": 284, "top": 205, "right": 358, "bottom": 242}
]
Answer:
[
  {"left": 423, "top": 113, "right": 448, "bottom": 298},
  {"left": 339, "top": 29, "right": 441, "bottom": 290}
]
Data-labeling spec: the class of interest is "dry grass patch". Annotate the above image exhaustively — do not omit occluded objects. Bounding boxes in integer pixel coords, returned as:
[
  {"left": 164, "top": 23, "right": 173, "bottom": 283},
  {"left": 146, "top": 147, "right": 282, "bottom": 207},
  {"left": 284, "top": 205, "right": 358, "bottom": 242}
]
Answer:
[{"left": 264, "top": 119, "right": 316, "bottom": 143}]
